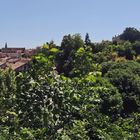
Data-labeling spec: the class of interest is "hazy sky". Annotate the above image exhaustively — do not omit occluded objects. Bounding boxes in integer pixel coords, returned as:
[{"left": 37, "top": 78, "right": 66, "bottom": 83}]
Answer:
[{"left": 0, "top": 0, "right": 139, "bottom": 48}]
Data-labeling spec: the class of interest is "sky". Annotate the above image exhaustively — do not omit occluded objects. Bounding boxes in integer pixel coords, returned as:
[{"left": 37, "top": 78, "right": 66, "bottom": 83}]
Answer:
[{"left": 0, "top": 0, "right": 139, "bottom": 48}]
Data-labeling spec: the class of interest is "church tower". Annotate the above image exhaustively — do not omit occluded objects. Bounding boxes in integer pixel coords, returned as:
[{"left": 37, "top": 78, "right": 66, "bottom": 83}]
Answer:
[{"left": 5, "top": 42, "right": 8, "bottom": 48}]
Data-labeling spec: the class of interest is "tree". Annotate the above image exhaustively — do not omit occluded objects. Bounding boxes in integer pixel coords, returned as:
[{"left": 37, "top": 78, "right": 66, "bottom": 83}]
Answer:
[
  {"left": 118, "top": 27, "right": 140, "bottom": 42},
  {"left": 132, "top": 41, "right": 140, "bottom": 55},
  {"left": 85, "top": 33, "right": 91, "bottom": 45},
  {"left": 1, "top": 30, "right": 140, "bottom": 139},
  {"left": 117, "top": 41, "right": 136, "bottom": 59},
  {"left": 104, "top": 61, "right": 140, "bottom": 115},
  {"left": 56, "top": 34, "right": 84, "bottom": 76}
]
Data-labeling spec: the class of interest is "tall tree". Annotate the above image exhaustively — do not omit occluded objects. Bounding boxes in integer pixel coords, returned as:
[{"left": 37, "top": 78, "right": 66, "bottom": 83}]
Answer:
[{"left": 85, "top": 33, "right": 91, "bottom": 45}]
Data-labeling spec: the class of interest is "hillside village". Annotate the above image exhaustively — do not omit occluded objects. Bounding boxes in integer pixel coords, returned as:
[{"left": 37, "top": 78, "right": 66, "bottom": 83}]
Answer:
[
  {"left": 0, "top": 28, "right": 140, "bottom": 139},
  {"left": 0, "top": 43, "right": 40, "bottom": 72}
]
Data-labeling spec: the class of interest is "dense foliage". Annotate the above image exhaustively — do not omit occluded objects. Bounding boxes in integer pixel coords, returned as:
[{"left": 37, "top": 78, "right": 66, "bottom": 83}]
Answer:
[{"left": 0, "top": 27, "right": 140, "bottom": 139}]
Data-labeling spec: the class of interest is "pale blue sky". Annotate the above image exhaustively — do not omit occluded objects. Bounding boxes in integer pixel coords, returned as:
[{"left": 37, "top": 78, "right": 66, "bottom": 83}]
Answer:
[{"left": 0, "top": 0, "right": 139, "bottom": 48}]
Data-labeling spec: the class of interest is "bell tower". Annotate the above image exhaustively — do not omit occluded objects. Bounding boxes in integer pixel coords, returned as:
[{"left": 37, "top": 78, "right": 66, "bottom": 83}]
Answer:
[{"left": 5, "top": 42, "right": 8, "bottom": 48}]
